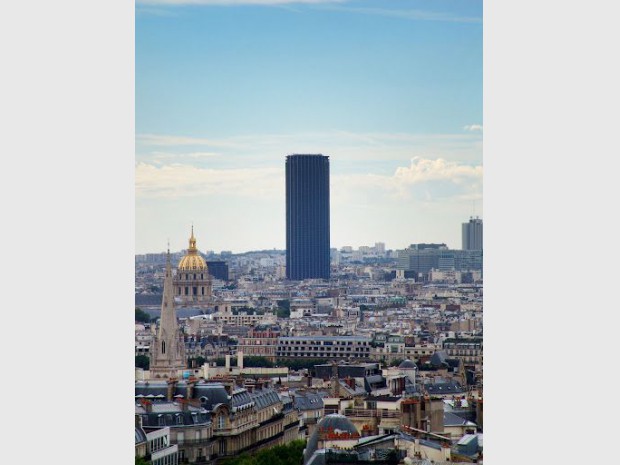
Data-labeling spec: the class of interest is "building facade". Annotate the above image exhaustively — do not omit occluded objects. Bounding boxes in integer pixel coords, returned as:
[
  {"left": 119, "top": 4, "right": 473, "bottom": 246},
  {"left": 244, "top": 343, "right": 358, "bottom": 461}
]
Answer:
[
  {"left": 205, "top": 260, "right": 229, "bottom": 281},
  {"left": 462, "top": 217, "right": 483, "bottom": 251},
  {"left": 285, "top": 154, "right": 330, "bottom": 280},
  {"left": 238, "top": 324, "right": 281, "bottom": 361},
  {"left": 276, "top": 336, "right": 372, "bottom": 359}
]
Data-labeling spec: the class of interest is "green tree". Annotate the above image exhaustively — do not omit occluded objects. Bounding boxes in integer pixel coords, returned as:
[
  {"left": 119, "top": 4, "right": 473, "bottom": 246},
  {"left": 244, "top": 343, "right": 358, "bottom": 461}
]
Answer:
[
  {"left": 276, "top": 358, "right": 328, "bottom": 372},
  {"left": 135, "top": 456, "right": 150, "bottom": 465},
  {"left": 220, "top": 440, "right": 306, "bottom": 465},
  {"left": 135, "top": 355, "right": 150, "bottom": 370},
  {"left": 188, "top": 356, "right": 206, "bottom": 368},
  {"left": 135, "top": 307, "right": 152, "bottom": 323},
  {"left": 242, "top": 356, "right": 275, "bottom": 368}
]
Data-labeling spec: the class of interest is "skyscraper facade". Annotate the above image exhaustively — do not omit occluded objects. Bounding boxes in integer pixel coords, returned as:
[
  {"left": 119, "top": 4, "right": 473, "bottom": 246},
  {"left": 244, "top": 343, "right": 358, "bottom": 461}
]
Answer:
[
  {"left": 286, "top": 154, "right": 330, "bottom": 280},
  {"left": 462, "top": 217, "right": 483, "bottom": 250}
]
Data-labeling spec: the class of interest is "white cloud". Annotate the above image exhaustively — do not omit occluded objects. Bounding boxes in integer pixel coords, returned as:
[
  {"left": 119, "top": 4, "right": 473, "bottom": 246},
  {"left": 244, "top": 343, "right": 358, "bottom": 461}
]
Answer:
[
  {"left": 137, "top": 130, "right": 483, "bottom": 167},
  {"left": 332, "top": 157, "right": 482, "bottom": 203},
  {"left": 136, "top": 156, "right": 482, "bottom": 252},
  {"left": 135, "top": 162, "right": 282, "bottom": 198},
  {"left": 393, "top": 157, "right": 482, "bottom": 184},
  {"left": 147, "top": 151, "right": 221, "bottom": 164},
  {"left": 463, "top": 124, "right": 483, "bottom": 132},
  {"left": 137, "top": 133, "right": 245, "bottom": 149}
]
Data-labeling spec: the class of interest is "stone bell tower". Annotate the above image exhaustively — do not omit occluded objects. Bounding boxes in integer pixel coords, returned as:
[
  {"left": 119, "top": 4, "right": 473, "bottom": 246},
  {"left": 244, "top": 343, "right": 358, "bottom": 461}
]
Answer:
[{"left": 150, "top": 248, "right": 186, "bottom": 379}]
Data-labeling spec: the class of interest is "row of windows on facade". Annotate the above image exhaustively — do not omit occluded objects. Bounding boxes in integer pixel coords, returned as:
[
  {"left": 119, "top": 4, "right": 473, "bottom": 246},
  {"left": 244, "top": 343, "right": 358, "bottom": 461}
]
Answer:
[
  {"left": 143, "top": 413, "right": 207, "bottom": 427},
  {"left": 151, "top": 454, "right": 178, "bottom": 465},
  {"left": 447, "top": 349, "right": 481, "bottom": 356},
  {"left": 444, "top": 343, "right": 483, "bottom": 349},
  {"left": 150, "top": 435, "right": 170, "bottom": 452},
  {"left": 279, "top": 346, "right": 370, "bottom": 352},
  {"left": 280, "top": 340, "right": 370, "bottom": 346},
  {"left": 177, "top": 287, "right": 208, "bottom": 296},
  {"left": 276, "top": 352, "right": 369, "bottom": 357},
  {"left": 177, "top": 273, "right": 207, "bottom": 280}
]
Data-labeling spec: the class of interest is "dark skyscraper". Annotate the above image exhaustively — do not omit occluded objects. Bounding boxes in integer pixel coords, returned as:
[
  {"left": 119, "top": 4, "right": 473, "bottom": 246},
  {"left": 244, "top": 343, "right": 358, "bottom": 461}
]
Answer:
[
  {"left": 286, "top": 154, "right": 330, "bottom": 280},
  {"left": 462, "top": 217, "right": 483, "bottom": 250}
]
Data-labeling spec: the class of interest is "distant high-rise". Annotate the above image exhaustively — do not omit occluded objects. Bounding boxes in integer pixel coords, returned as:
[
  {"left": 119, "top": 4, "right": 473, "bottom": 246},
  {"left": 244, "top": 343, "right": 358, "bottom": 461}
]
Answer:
[
  {"left": 462, "top": 217, "right": 483, "bottom": 250},
  {"left": 286, "top": 154, "right": 330, "bottom": 280}
]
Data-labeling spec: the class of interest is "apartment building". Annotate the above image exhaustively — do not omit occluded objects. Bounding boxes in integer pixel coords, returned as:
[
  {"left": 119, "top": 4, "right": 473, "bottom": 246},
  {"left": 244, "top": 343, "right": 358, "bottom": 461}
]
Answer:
[{"left": 276, "top": 336, "right": 373, "bottom": 359}]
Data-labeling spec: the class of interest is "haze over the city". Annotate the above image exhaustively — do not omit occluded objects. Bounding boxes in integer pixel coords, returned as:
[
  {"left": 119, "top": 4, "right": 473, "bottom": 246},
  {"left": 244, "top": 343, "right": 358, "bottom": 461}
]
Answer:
[{"left": 135, "top": 0, "right": 483, "bottom": 254}]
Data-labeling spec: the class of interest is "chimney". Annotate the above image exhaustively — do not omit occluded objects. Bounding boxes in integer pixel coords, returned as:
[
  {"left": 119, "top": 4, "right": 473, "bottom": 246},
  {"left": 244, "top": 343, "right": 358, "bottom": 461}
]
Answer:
[
  {"left": 141, "top": 398, "right": 153, "bottom": 414},
  {"left": 167, "top": 379, "right": 177, "bottom": 401},
  {"left": 187, "top": 380, "right": 195, "bottom": 400},
  {"left": 331, "top": 361, "right": 340, "bottom": 398},
  {"left": 225, "top": 354, "right": 231, "bottom": 370},
  {"left": 238, "top": 350, "right": 244, "bottom": 369}
]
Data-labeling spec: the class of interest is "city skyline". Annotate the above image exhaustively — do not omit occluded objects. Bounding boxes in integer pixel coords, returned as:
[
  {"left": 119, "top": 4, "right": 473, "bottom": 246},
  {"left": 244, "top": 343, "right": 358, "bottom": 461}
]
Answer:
[{"left": 135, "top": 0, "right": 483, "bottom": 254}]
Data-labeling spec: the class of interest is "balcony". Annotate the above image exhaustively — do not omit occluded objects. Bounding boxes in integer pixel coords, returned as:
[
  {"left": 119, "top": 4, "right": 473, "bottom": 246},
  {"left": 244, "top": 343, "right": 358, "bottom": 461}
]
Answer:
[
  {"left": 174, "top": 437, "right": 214, "bottom": 447},
  {"left": 259, "top": 412, "right": 284, "bottom": 427},
  {"left": 213, "top": 421, "right": 259, "bottom": 437},
  {"left": 343, "top": 408, "right": 400, "bottom": 419}
]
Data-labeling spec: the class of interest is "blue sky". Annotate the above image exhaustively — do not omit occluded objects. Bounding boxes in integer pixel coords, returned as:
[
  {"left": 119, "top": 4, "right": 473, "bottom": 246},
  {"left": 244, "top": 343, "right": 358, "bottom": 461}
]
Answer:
[{"left": 135, "top": 0, "right": 483, "bottom": 254}]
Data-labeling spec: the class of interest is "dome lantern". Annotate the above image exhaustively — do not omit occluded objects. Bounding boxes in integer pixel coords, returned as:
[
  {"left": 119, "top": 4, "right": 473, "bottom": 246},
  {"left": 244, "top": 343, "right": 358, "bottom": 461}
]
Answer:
[{"left": 178, "top": 226, "right": 207, "bottom": 271}]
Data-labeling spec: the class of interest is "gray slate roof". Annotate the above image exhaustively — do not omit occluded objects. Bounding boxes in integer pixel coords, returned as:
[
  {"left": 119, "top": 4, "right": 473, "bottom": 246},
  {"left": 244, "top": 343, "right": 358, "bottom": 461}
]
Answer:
[
  {"left": 443, "top": 411, "right": 471, "bottom": 426},
  {"left": 135, "top": 427, "right": 147, "bottom": 444},
  {"left": 251, "top": 388, "right": 281, "bottom": 410},
  {"left": 135, "top": 401, "right": 211, "bottom": 428},
  {"left": 399, "top": 359, "right": 418, "bottom": 369},
  {"left": 292, "top": 390, "right": 324, "bottom": 410},
  {"left": 424, "top": 381, "right": 465, "bottom": 395}
]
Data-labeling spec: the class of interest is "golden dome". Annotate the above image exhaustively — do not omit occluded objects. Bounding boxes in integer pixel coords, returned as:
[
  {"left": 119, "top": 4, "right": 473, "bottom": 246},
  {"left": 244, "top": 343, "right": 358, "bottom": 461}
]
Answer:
[{"left": 177, "top": 226, "right": 207, "bottom": 271}]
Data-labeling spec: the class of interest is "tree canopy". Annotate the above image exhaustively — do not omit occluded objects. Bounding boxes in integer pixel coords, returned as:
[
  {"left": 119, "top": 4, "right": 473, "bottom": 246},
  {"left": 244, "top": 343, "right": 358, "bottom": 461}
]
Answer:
[
  {"left": 220, "top": 440, "right": 306, "bottom": 465},
  {"left": 135, "top": 355, "right": 150, "bottom": 370},
  {"left": 135, "top": 307, "right": 152, "bottom": 323}
]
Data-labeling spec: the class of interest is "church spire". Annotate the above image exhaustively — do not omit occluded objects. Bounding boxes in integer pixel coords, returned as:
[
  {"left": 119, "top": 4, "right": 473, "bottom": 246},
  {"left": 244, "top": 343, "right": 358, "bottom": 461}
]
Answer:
[
  {"left": 188, "top": 225, "right": 197, "bottom": 253},
  {"left": 150, "top": 241, "right": 186, "bottom": 379},
  {"left": 165, "top": 242, "right": 172, "bottom": 278}
]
